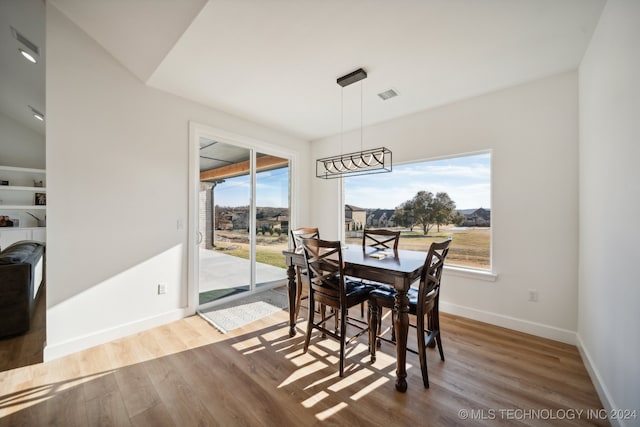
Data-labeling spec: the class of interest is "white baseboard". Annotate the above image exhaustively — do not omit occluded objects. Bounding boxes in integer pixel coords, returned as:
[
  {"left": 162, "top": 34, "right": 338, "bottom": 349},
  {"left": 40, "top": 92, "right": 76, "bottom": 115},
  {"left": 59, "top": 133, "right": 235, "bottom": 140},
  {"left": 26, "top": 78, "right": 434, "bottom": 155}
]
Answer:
[
  {"left": 43, "top": 308, "right": 190, "bottom": 362},
  {"left": 576, "top": 334, "right": 624, "bottom": 427},
  {"left": 440, "top": 301, "right": 577, "bottom": 344}
]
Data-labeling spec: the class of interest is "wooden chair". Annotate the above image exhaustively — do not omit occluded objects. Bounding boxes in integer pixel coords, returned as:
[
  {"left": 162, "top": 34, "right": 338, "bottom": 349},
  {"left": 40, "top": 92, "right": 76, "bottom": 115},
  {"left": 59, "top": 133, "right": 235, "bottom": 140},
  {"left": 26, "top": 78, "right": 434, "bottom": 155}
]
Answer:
[
  {"left": 362, "top": 228, "right": 400, "bottom": 251},
  {"left": 357, "top": 229, "right": 401, "bottom": 317},
  {"left": 301, "top": 238, "right": 374, "bottom": 377},
  {"left": 290, "top": 228, "right": 320, "bottom": 319},
  {"left": 368, "top": 239, "right": 451, "bottom": 388}
]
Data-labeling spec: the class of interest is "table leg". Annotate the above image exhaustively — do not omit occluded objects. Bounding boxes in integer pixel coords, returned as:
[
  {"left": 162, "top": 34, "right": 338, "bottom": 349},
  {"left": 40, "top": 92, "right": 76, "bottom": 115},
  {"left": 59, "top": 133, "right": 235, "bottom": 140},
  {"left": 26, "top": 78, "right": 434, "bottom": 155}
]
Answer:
[
  {"left": 394, "top": 288, "right": 409, "bottom": 392},
  {"left": 287, "top": 264, "right": 297, "bottom": 337}
]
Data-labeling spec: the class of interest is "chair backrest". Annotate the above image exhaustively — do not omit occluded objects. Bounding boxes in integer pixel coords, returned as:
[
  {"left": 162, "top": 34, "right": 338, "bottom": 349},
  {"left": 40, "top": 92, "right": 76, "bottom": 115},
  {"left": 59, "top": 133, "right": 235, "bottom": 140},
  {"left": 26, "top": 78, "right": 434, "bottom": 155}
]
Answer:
[
  {"left": 418, "top": 239, "right": 451, "bottom": 307},
  {"left": 362, "top": 229, "right": 400, "bottom": 250},
  {"left": 291, "top": 227, "right": 320, "bottom": 249},
  {"left": 300, "top": 238, "right": 345, "bottom": 302}
]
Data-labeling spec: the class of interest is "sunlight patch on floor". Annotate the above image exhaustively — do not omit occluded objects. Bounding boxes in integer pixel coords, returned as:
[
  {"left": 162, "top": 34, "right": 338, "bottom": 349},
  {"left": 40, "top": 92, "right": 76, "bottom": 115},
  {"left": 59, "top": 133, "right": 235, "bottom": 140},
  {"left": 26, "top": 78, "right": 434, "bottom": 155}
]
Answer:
[
  {"left": 232, "top": 336, "right": 262, "bottom": 351},
  {"left": 315, "top": 402, "right": 349, "bottom": 421},
  {"left": 278, "top": 360, "right": 328, "bottom": 388},
  {"left": 301, "top": 391, "right": 330, "bottom": 408},
  {"left": 327, "top": 368, "right": 374, "bottom": 392},
  {"left": 350, "top": 376, "right": 390, "bottom": 400}
]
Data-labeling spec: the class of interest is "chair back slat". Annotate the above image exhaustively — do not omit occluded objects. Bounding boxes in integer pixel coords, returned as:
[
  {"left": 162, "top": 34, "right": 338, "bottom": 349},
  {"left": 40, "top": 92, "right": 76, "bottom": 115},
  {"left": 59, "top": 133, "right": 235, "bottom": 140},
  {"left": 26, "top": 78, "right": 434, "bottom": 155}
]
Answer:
[
  {"left": 418, "top": 239, "right": 451, "bottom": 308},
  {"left": 362, "top": 229, "right": 400, "bottom": 250},
  {"left": 301, "top": 238, "right": 345, "bottom": 302},
  {"left": 291, "top": 227, "right": 320, "bottom": 249}
]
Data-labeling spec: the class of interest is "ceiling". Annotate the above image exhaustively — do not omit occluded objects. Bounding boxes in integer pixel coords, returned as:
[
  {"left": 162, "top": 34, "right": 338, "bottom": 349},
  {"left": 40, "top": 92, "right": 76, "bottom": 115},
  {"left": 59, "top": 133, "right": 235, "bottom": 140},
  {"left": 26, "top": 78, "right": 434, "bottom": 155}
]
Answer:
[
  {"left": 6, "top": 0, "right": 607, "bottom": 142},
  {"left": 199, "top": 137, "right": 249, "bottom": 172},
  {"left": 0, "top": 0, "right": 46, "bottom": 136}
]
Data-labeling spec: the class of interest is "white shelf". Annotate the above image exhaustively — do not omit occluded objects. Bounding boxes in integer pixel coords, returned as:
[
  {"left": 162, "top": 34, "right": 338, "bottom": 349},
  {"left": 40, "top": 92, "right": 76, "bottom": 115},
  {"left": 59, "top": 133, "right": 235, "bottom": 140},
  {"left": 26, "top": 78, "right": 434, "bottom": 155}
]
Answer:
[
  {"left": 0, "top": 226, "right": 46, "bottom": 230},
  {"left": 0, "top": 185, "right": 47, "bottom": 192},
  {"left": 0, "top": 165, "right": 46, "bottom": 174},
  {"left": 0, "top": 166, "right": 47, "bottom": 214},
  {"left": 0, "top": 205, "right": 47, "bottom": 210}
]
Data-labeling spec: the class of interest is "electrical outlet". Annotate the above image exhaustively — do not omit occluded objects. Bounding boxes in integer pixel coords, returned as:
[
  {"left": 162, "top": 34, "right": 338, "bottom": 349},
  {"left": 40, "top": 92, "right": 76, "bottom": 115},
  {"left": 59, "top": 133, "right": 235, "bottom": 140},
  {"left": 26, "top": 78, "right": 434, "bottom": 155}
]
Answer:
[
  {"left": 528, "top": 289, "right": 538, "bottom": 302},
  {"left": 158, "top": 283, "right": 167, "bottom": 295}
]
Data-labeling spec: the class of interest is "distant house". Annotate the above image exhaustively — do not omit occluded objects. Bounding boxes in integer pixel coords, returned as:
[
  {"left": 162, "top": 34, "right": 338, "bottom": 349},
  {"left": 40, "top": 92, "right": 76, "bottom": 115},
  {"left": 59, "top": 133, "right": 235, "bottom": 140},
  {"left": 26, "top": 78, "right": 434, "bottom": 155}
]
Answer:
[
  {"left": 254, "top": 209, "right": 289, "bottom": 232},
  {"left": 458, "top": 208, "right": 491, "bottom": 227},
  {"left": 345, "top": 204, "right": 367, "bottom": 231},
  {"left": 367, "top": 209, "right": 396, "bottom": 227}
]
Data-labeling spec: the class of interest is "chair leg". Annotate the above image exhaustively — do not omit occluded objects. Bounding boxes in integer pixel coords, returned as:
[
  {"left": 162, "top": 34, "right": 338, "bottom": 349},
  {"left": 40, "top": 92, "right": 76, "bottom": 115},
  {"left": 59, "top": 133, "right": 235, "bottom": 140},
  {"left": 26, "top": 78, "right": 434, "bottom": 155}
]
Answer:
[
  {"left": 320, "top": 304, "right": 326, "bottom": 338},
  {"left": 369, "top": 302, "right": 378, "bottom": 363},
  {"left": 417, "top": 313, "right": 429, "bottom": 388},
  {"left": 303, "top": 292, "right": 315, "bottom": 353},
  {"left": 294, "top": 268, "right": 303, "bottom": 320},
  {"left": 391, "top": 310, "right": 396, "bottom": 342},
  {"left": 339, "top": 306, "right": 347, "bottom": 377},
  {"left": 377, "top": 307, "right": 383, "bottom": 347},
  {"left": 433, "top": 309, "right": 445, "bottom": 361}
]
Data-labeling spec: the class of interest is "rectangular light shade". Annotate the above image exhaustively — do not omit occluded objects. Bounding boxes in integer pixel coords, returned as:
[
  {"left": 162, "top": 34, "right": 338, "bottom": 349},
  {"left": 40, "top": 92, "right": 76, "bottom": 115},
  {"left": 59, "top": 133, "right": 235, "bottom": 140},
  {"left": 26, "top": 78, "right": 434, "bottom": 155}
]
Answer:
[{"left": 316, "top": 147, "right": 392, "bottom": 179}]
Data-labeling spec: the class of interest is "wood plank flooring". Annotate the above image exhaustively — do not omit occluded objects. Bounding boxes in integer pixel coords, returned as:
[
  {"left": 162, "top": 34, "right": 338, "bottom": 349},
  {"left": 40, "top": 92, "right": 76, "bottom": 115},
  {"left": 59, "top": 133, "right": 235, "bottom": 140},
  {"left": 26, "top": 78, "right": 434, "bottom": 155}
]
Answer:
[{"left": 0, "top": 293, "right": 607, "bottom": 426}]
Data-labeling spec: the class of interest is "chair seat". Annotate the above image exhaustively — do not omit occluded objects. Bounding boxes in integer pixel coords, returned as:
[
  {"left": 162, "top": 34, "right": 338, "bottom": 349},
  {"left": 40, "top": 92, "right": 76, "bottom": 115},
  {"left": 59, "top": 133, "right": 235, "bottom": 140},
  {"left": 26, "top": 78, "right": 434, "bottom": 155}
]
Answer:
[
  {"left": 319, "top": 279, "right": 374, "bottom": 305},
  {"left": 370, "top": 287, "right": 437, "bottom": 314}
]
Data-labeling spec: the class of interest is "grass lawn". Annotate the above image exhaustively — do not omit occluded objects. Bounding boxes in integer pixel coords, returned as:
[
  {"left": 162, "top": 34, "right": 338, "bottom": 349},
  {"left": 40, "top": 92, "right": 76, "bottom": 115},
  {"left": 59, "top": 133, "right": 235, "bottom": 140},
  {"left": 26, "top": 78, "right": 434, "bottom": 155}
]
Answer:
[
  {"left": 216, "top": 225, "right": 490, "bottom": 271},
  {"left": 347, "top": 226, "right": 490, "bottom": 269},
  {"left": 213, "top": 241, "right": 288, "bottom": 269}
]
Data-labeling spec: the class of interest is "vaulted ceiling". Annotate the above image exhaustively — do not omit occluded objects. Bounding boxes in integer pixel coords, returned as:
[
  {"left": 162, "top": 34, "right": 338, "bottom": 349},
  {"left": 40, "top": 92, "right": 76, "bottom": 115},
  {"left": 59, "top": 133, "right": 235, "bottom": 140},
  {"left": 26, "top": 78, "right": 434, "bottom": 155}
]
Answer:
[{"left": 3, "top": 0, "right": 607, "bottom": 141}]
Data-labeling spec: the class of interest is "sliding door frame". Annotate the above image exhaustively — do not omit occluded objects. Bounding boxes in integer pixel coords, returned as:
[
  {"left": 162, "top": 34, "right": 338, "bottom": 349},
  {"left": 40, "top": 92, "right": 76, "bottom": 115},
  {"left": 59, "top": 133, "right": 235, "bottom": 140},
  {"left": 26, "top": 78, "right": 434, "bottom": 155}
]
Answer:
[{"left": 187, "top": 122, "right": 296, "bottom": 313}]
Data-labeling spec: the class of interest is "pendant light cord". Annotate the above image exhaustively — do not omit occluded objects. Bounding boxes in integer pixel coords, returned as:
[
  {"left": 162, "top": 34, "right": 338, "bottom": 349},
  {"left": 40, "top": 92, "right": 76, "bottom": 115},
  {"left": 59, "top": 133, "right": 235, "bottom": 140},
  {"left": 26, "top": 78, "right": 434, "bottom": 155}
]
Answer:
[
  {"left": 340, "top": 87, "right": 344, "bottom": 156},
  {"left": 360, "top": 79, "right": 364, "bottom": 151}
]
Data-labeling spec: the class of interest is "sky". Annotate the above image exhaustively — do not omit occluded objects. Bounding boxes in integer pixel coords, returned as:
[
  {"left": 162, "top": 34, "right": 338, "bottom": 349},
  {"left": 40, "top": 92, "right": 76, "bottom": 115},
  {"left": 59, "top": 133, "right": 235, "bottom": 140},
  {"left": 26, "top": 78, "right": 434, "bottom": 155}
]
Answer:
[
  {"left": 214, "top": 152, "right": 490, "bottom": 210},
  {"left": 346, "top": 152, "right": 491, "bottom": 210}
]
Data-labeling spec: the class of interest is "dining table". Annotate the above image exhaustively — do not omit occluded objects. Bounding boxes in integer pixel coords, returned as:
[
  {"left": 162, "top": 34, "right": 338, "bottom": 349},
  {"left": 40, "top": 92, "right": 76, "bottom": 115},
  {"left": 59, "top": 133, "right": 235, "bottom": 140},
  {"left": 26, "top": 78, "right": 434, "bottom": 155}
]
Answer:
[{"left": 282, "top": 244, "right": 427, "bottom": 392}]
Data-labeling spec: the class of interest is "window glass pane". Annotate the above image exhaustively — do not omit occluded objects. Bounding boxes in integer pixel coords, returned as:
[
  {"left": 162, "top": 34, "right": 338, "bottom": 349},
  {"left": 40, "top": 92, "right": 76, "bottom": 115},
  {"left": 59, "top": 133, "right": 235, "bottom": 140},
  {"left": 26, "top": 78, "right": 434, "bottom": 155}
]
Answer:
[
  {"left": 345, "top": 152, "right": 491, "bottom": 270},
  {"left": 255, "top": 153, "right": 290, "bottom": 286}
]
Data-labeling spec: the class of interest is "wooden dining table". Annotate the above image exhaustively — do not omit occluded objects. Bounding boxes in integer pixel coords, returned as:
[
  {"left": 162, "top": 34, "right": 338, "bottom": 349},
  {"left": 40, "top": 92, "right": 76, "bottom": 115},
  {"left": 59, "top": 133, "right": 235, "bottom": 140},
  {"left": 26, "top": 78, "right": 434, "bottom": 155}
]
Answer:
[{"left": 282, "top": 244, "right": 427, "bottom": 392}]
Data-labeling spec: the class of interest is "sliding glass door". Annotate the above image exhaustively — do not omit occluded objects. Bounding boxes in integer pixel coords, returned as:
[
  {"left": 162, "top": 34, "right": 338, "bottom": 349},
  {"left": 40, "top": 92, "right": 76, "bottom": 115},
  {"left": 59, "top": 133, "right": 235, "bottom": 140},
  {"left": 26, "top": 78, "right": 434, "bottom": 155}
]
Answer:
[{"left": 196, "top": 138, "right": 290, "bottom": 308}]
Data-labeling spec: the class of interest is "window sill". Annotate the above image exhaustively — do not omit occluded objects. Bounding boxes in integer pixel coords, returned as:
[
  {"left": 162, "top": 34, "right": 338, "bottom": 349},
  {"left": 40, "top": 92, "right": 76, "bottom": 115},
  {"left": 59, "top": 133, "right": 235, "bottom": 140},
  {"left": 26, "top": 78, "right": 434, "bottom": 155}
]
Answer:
[{"left": 444, "top": 265, "right": 497, "bottom": 282}]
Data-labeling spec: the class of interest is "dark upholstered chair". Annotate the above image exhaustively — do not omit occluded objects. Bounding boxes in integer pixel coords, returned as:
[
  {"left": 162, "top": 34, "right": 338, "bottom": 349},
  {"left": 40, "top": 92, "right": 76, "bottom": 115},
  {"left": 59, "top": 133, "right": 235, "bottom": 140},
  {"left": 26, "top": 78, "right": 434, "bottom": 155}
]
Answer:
[
  {"left": 357, "top": 229, "right": 401, "bottom": 317},
  {"left": 301, "top": 238, "right": 374, "bottom": 377},
  {"left": 369, "top": 239, "right": 451, "bottom": 388}
]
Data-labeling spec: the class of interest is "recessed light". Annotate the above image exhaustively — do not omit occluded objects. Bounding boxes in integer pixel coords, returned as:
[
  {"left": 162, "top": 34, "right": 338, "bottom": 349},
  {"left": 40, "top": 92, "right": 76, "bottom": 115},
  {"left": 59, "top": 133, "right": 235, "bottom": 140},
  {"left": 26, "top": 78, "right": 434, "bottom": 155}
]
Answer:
[
  {"left": 29, "top": 106, "right": 44, "bottom": 121},
  {"left": 19, "top": 48, "right": 37, "bottom": 64},
  {"left": 378, "top": 88, "right": 399, "bottom": 101}
]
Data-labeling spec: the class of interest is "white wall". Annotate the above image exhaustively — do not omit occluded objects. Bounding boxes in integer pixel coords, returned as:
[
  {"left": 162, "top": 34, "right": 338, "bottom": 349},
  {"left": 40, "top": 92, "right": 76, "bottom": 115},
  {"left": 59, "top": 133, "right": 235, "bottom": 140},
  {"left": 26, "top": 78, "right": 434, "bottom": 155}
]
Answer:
[
  {"left": 578, "top": 0, "right": 640, "bottom": 422},
  {"left": 0, "top": 111, "right": 45, "bottom": 168},
  {"left": 312, "top": 72, "right": 579, "bottom": 343},
  {"left": 45, "top": 5, "right": 310, "bottom": 359}
]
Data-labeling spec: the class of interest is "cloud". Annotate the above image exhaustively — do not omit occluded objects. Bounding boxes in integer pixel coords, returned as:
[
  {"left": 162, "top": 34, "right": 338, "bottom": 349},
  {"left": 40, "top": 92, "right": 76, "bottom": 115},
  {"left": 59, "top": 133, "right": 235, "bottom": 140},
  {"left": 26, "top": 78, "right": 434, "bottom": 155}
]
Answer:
[{"left": 346, "top": 153, "right": 491, "bottom": 209}]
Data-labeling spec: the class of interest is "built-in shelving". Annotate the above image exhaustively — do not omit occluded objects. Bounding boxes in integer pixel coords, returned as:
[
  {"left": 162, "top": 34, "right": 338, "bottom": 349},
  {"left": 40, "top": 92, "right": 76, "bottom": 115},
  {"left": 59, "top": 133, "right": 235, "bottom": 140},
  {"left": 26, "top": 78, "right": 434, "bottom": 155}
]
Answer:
[{"left": 0, "top": 166, "right": 47, "bottom": 246}]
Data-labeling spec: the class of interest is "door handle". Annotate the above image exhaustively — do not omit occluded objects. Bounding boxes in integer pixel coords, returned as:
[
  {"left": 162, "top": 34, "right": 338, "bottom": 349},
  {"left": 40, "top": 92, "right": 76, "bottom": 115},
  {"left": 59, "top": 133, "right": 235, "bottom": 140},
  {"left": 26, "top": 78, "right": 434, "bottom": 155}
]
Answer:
[{"left": 197, "top": 231, "right": 203, "bottom": 244}]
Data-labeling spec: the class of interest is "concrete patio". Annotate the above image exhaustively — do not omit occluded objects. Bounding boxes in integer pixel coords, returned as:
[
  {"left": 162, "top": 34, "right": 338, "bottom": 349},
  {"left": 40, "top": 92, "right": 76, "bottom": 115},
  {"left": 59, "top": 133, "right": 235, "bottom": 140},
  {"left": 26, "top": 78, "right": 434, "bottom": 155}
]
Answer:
[{"left": 198, "top": 247, "right": 288, "bottom": 297}]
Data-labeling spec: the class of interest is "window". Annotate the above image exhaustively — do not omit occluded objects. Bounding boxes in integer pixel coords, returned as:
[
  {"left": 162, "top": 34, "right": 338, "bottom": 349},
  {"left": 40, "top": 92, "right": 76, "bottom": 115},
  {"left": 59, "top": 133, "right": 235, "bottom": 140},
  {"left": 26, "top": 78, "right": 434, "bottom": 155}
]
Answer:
[{"left": 344, "top": 152, "right": 491, "bottom": 271}]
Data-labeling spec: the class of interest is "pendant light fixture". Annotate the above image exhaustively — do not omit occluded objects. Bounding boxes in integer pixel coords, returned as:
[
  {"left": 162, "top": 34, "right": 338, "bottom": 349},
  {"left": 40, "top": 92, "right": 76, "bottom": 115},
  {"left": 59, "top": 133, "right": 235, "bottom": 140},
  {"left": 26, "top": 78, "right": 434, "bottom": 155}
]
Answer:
[{"left": 316, "top": 68, "right": 392, "bottom": 179}]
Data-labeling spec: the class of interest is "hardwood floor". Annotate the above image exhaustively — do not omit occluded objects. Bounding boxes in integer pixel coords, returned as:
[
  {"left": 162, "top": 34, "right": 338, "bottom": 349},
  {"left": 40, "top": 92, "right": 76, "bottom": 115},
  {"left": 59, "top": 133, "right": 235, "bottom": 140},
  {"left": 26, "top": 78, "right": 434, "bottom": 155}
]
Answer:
[{"left": 0, "top": 296, "right": 607, "bottom": 426}]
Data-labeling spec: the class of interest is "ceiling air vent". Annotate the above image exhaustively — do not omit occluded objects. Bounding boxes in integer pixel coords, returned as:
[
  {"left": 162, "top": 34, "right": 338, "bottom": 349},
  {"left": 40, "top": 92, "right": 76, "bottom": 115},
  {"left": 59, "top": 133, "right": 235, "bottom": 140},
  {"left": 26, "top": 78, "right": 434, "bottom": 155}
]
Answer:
[
  {"left": 377, "top": 88, "right": 399, "bottom": 101},
  {"left": 10, "top": 26, "right": 40, "bottom": 55}
]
